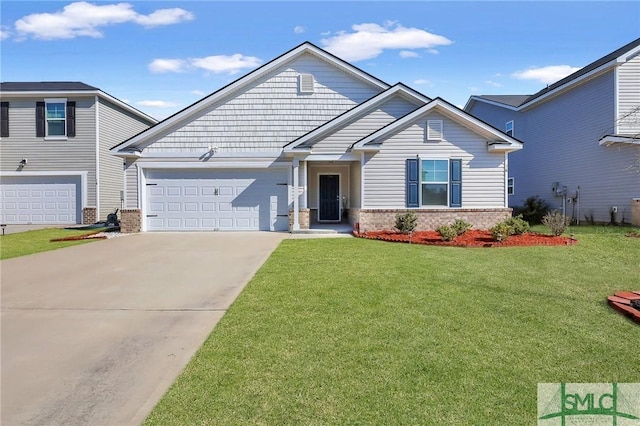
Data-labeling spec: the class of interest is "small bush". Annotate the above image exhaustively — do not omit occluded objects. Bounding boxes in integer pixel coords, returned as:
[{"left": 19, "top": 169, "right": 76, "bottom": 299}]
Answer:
[
  {"left": 542, "top": 210, "right": 570, "bottom": 236},
  {"left": 395, "top": 211, "right": 418, "bottom": 234},
  {"left": 490, "top": 222, "right": 513, "bottom": 242},
  {"left": 437, "top": 225, "right": 458, "bottom": 241},
  {"left": 513, "top": 196, "right": 550, "bottom": 225},
  {"left": 505, "top": 214, "right": 530, "bottom": 235},
  {"left": 452, "top": 218, "right": 472, "bottom": 236}
]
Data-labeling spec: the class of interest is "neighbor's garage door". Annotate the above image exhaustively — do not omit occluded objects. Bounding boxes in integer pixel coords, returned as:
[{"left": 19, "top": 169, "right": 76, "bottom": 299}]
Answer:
[
  {"left": 145, "top": 169, "right": 289, "bottom": 231},
  {"left": 0, "top": 175, "right": 80, "bottom": 224}
]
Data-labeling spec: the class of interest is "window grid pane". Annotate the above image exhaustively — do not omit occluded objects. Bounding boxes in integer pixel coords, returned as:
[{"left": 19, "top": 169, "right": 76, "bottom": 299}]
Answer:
[
  {"left": 46, "top": 103, "right": 65, "bottom": 119},
  {"left": 421, "top": 159, "right": 448, "bottom": 206}
]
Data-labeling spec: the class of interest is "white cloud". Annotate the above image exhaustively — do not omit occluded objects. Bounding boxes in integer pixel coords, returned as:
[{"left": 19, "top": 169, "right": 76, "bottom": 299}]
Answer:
[
  {"left": 413, "top": 79, "right": 432, "bottom": 86},
  {"left": 485, "top": 80, "right": 502, "bottom": 87},
  {"left": 14, "top": 1, "right": 193, "bottom": 40},
  {"left": 189, "top": 54, "right": 262, "bottom": 75},
  {"left": 0, "top": 27, "right": 11, "bottom": 40},
  {"left": 320, "top": 21, "right": 452, "bottom": 62},
  {"left": 191, "top": 89, "right": 205, "bottom": 96},
  {"left": 511, "top": 65, "right": 581, "bottom": 84},
  {"left": 294, "top": 25, "right": 306, "bottom": 34},
  {"left": 136, "top": 100, "right": 178, "bottom": 108},
  {"left": 148, "top": 58, "right": 188, "bottom": 73},
  {"left": 399, "top": 50, "right": 420, "bottom": 59}
]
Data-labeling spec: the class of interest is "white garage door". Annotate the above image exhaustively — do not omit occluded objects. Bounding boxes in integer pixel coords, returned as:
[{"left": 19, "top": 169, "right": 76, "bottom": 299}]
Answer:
[
  {"left": 0, "top": 175, "right": 80, "bottom": 224},
  {"left": 145, "top": 169, "right": 289, "bottom": 231}
]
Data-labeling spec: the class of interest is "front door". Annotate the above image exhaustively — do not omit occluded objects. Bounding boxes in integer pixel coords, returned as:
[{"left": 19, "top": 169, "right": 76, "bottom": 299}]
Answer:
[{"left": 318, "top": 174, "right": 340, "bottom": 221}]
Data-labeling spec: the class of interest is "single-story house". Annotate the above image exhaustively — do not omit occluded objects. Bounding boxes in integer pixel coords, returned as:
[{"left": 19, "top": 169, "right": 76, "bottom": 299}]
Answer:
[{"left": 110, "top": 42, "right": 522, "bottom": 233}]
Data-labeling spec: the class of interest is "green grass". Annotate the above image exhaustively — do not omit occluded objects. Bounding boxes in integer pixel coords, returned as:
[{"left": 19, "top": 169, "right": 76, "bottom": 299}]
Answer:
[
  {"left": 0, "top": 228, "right": 103, "bottom": 260},
  {"left": 146, "top": 226, "right": 640, "bottom": 425}
]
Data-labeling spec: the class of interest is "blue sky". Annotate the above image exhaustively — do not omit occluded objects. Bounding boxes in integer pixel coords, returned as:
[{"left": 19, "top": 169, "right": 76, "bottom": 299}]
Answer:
[{"left": 1, "top": 1, "right": 639, "bottom": 119}]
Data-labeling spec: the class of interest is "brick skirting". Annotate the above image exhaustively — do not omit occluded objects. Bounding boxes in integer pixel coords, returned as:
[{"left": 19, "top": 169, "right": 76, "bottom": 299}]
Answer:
[
  {"left": 289, "top": 209, "right": 310, "bottom": 231},
  {"left": 353, "top": 208, "right": 513, "bottom": 233},
  {"left": 82, "top": 207, "right": 97, "bottom": 225},
  {"left": 632, "top": 199, "right": 640, "bottom": 226},
  {"left": 120, "top": 209, "right": 142, "bottom": 233}
]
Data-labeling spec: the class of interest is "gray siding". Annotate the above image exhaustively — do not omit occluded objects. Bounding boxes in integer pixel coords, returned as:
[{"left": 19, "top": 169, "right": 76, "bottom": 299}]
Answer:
[
  {"left": 511, "top": 71, "right": 639, "bottom": 222},
  {"left": 312, "top": 96, "right": 419, "bottom": 153},
  {"left": 617, "top": 53, "right": 640, "bottom": 135},
  {"left": 98, "top": 98, "right": 152, "bottom": 219},
  {"left": 0, "top": 97, "right": 97, "bottom": 207},
  {"left": 124, "top": 159, "right": 138, "bottom": 209},
  {"left": 466, "top": 101, "right": 522, "bottom": 138},
  {"left": 143, "top": 53, "right": 382, "bottom": 153},
  {"left": 363, "top": 112, "right": 506, "bottom": 209}
]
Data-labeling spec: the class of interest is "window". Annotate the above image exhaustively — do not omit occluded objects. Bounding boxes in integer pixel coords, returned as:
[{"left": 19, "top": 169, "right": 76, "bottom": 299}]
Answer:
[
  {"left": 1, "top": 102, "right": 8, "bottom": 137},
  {"left": 507, "top": 177, "right": 515, "bottom": 195},
  {"left": 427, "top": 120, "right": 443, "bottom": 141},
  {"left": 46, "top": 99, "right": 66, "bottom": 136},
  {"left": 421, "top": 160, "right": 448, "bottom": 206},
  {"left": 406, "top": 158, "right": 462, "bottom": 208},
  {"left": 36, "top": 99, "right": 75, "bottom": 138},
  {"left": 505, "top": 120, "right": 514, "bottom": 137}
]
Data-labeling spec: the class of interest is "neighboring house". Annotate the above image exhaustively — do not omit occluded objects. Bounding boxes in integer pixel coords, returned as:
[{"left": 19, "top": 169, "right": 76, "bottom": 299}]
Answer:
[
  {"left": 0, "top": 82, "right": 157, "bottom": 225},
  {"left": 110, "top": 42, "right": 522, "bottom": 233},
  {"left": 465, "top": 38, "right": 640, "bottom": 225}
]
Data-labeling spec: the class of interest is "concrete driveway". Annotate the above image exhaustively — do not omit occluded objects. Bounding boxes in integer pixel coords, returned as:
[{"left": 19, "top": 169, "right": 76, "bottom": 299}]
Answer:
[{"left": 1, "top": 232, "right": 286, "bottom": 425}]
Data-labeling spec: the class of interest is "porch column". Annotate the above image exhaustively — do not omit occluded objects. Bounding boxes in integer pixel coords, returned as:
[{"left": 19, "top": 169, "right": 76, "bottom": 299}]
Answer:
[{"left": 293, "top": 159, "right": 300, "bottom": 231}]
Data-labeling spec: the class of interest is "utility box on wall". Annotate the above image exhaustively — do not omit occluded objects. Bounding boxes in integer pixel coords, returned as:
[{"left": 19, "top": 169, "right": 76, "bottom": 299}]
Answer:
[{"left": 632, "top": 199, "right": 640, "bottom": 226}]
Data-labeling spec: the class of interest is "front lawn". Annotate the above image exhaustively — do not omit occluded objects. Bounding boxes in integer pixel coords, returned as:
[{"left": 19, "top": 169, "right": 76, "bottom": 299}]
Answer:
[
  {"left": 146, "top": 226, "right": 640, "bottom": 424},
  {"left": 0, "top": 228, "right": 103, "bottom": 260}
]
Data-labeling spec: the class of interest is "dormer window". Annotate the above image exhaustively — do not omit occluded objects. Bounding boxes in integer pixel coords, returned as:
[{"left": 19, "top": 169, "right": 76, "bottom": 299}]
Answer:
[
  {"left": 298, "top": 73, "right": 314, "bottom": 94},
  {"left": 505, "top": 120, "right": 514, "bottom": 137}
]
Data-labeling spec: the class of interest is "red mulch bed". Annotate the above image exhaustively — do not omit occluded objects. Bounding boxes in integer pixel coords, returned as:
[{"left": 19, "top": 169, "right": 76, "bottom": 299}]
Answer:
[{"left": 354, "top": 229, "right": 576, "bottom": 247}]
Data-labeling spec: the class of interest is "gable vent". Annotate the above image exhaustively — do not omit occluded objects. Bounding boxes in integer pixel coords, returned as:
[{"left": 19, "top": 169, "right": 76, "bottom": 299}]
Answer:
[
  {"left": 298, "top": 73, "right": 315, "bottom": 94},
  {"left": 427, "top": 120, "right": 443, "bottom": 141}
]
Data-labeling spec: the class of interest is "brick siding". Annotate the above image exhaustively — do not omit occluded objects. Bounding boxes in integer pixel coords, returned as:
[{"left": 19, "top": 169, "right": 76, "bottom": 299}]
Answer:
[
  {"left": 120, "top": 209, "right": 142, "bottom": 233},
  {"left": 82, "top": 207, "right": 96, "bottom": 225}
]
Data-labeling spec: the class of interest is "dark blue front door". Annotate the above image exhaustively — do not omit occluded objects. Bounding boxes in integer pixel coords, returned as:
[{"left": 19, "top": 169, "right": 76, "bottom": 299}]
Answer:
[{"left": 319, "top": 174, "right": 340, "bottom": 221}]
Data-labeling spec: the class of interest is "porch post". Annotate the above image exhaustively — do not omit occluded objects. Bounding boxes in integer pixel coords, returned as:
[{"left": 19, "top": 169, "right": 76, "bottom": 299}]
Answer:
[{"left": 293, "top": 159, "right": 300, "bottom": 231}]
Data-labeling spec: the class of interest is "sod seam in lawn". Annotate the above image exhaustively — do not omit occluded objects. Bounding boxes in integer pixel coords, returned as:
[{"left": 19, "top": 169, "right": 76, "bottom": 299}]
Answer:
[
  {"left": 0, "top": 228, "right": 103, "bottom": 260},
  {"left": 145, "top": 226, "right": 640, "bottom": 425}
]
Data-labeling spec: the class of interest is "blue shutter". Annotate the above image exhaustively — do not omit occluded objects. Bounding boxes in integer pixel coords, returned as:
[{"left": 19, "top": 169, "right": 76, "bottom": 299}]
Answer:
[
  {"left": 406, "top": 158, "right": 419, "bottom": 208},
  {"left": 450, "top": 159, "right": 462, "bottom": 207}
]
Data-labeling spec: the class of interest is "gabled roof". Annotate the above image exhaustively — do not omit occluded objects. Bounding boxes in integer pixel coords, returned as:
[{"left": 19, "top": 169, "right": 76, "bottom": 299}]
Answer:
[
  {"left": 353, "top": 97, "right": 523, "bottom": 153},
  {"left": 110, "top": 41, "right": 390, "bottom": 155},
  {"left": 284, "top": 83, "right": 430, "bottom": 151},
  {"left": 0, "top": 81, "right": 157, "bottom": 124},
  {"left": 465, "top": 37, "right": 640, "bottom": 112}
]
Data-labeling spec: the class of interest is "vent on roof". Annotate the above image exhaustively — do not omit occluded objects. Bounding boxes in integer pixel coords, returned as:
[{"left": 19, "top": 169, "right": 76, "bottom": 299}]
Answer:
[
  {"left": 426, "top": 120, "right": 443, "bottom": 141},
  {"left": 298, "top": 73, "right": 314, "bottom": 94}
]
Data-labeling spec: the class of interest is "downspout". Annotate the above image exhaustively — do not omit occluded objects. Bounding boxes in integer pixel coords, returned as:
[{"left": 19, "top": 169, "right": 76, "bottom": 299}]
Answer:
[{"left": 95, "top": 96, "right": 100, "bottom": 220}]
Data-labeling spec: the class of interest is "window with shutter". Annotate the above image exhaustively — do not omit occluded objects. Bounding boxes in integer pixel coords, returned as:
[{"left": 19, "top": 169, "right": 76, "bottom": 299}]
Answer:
[
  {"left": 410, "top": 158, "right": 463, "bottom": 207},
  {"left": 66, "top": 101, "right": 76, "bottom": 137},
  {"left": 406, "top": 158, "right": 419, "bottom": 207},
  {"left": 1, "top": 102, "right": 8, "bottom": 137}
]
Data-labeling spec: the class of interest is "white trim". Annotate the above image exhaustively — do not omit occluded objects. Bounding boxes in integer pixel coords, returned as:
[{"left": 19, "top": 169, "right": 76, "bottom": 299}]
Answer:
[
  {"left": 360, "top": 152, "right": 366, "bottom": 209},
  {"left": 133, "top": 151, "right": 283, "bottom": 159},
  {"left": 505, "top": 120, "right": 514, "bottom": 137},
  {"left": 44, "top": 98, "right": 67, "bottom": 138},
  {"left": 418, "top": 158, "right": 450, "bottom": 208},
  {"left": 317, "top": 172, "right": 342, "bottom": 221},
  {"left": 302, "top": 160, "right": 308, "bottom": 209},
  {"left": 353, "top": 99, "right": 523, "bottom": 152},
  {"left": 614, "top": 66, "right": 620, "bottom": 135},
  {"left": 293, "top": 159, "right": 300, "bottom": 231},
  {"left": 426, "top": 119, "right": 443, "bottom": 141},
  {"left": 506, "top": 154, "right": 511, "bottom": 206},
  {"left": 296, "top": 152, "right": 360, "bottom": 161},
  {"left": 2, "top": 90, "right": 156, "bottom": 124},
  {"left": 138, "top": 165, "right": 146, "bottom": 231},
  {"left": 95, "top": 95, "right": 100, "bottom": 218},
  {"left": 599, "top": 135, "right": 640, "bottom": 146},
  {"left": 0, "top": 170, "right": 89, "bottom": 210},
  {"left": 135, "top": 161, "right": 290, "bottom": 169},
  {"left": 111, "top": 42, "right": 389, "bottom": 154},
  {"left": 284, "top": 84, "right": 429, "bottom": 151}
]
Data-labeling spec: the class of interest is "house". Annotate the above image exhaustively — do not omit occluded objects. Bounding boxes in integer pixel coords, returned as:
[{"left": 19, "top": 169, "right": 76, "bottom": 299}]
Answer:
[
  {"left": 465, "top": 38, "right": 640, "bottom": 226},
  {"left": 110, "top": 42, "right": 522, "bottom": 233},
  {"left": 0, "top": 82, "right": 157, "bottom": 225}
]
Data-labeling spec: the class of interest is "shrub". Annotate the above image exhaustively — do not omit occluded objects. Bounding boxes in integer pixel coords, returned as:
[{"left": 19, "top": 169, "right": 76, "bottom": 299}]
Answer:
[
  {"left": 395, "top": 211, "right": 418, "bottom": 234},
  {"left": 513, "top": 196, "right": 550, "bottom": 225},
  {"left": 437, "top": 225, "right": 458, "bottom": 241},
  {"left": 505, "top": 214, "right": 530, "bottom": 235},
  {"left": 490, "top": 222, "right": 513, "bottom": 242},
  {"left": 451, "top": 218, "right": 472, "bottom": 236},
  {"left": 542, "top": 210, "right": 570, "bottom": 236}
]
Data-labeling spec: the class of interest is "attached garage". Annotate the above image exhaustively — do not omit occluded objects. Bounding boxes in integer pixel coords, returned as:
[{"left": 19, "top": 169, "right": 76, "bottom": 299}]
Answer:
[
  {"left": 0, "top": 174, "right": 83, "bottom": 224},
  {"left": 144, "top": 169, "right": 289, "bottom": 231}
]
